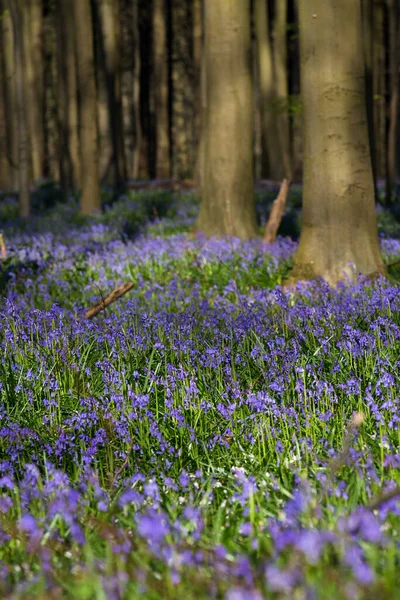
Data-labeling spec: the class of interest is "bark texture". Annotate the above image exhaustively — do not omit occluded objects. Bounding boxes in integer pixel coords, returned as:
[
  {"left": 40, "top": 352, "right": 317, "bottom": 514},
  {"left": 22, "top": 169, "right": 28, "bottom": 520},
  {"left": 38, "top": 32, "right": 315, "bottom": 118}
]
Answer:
[
  {"left": 254, "top": 0, "right": 282, "bottom": 179},
  {"left": 272, "top": 0, "right": 292, "bottom": 179},
  {"left": 97, "top": 0, "right": 126, "bottom": 185},
  {"left": 9, "top": 0, "right": 30, "bottom": 218},
  {"left": 196, "top": 0, "right": 257, "bottom": 239},
  {"left": 153, "top": 0, "right": 170, "bottom": 178},
  {"left": 290, "top": 0, "right": 385, "bottom": 286},
  {"left": 74, "top": 0, "right": 101, "bottom": 214},
  {"left": 2, "top": 5, "right": 18, "bottom": 189},
  {"left": 56, "top": 0, "right": 80, "bottom": 192}
]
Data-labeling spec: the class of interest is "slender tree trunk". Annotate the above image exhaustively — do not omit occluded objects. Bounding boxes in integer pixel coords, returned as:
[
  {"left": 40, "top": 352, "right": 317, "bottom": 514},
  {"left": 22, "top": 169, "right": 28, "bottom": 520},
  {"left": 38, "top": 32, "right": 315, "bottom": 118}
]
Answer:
[
  {"left": 386, "top": 0, "right": 400, "bottom": 202},
  {"left": 272, "top": 0, "right": 292, "bottom": 179},
  {"left": 2, "top": 5, "right": 18, "bottom": 189},
  {"left": 171, "top": 0, "right": 195, "bottom": 180},
  {"left": 193, "top": 0, "right": 202, "bottom": 185},
  {"left": 373, "top": 0, "right": 386, "bottom": 184},
  {"left": 153, "top": 0, "right": 170, "bottom": 178},
  {"left": 138, "top": 0, "right": 151, "bottom": 179},
  {"left": 25, "top": 0, "right": 44, "bottom": 182},
  {"left": 290, "top": 0, "right": 385, "bottom": 286},
  {"left": 56, "top": 0, "right": 80, "bottom": 193},
  {"left": 43, "top": 5, "right": 59, "bottom": 181},
  {"left": 97, "top": 0, "right": 126, "bottom": 187},
  {"left": 73, "top": 0, "right": 101, "bottom": 214},
  {"left": 120, "top": 0, "right": 141, "bottom": 180},
  {"left": 9, "top": 0, "right": 30, "bottom": 218},
  {"left": 361, "top": 0, "right": 378, "bottom": 199},
  {"left": 0, "top": 17, "right": 11, "bottom": 190},
  {"left": 254, "top": 0, "right": 283, "bottom": 179},
  {"left": 196, "top": 0, "right": 257, "bottom": 239},
  {"left": 132, "top": 0, "right": 142, "bottom": 178}
]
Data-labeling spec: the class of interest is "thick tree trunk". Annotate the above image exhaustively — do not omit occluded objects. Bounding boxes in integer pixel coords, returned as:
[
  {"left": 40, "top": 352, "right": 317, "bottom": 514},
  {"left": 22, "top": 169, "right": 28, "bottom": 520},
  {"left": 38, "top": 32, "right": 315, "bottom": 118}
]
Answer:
[
  {"left": 152, "top": 0, "right": 170, "bottom": 178},
  {"left": 2, "top": 5, "right": 18, "bottom": 189},
  {"left": 272, "top": 0, "right": 292, "bottom": 180},
  {"left": 290, "top": 0, "right": 385, "bottom": 286},
  {"left": 254, "top": 0, "right": 282, "bottom": 179},
  {"left": 9, "top": 0, "right": 30, "bottom": 218},
  {"left": 97, "top": 0, "right": 126, "bottom": 187},
  {"left": 196, "top": 0, "right": 257, "bottom": 239},
  {"left": 74, "top": 0, "right": 101, "bottom": 214}
]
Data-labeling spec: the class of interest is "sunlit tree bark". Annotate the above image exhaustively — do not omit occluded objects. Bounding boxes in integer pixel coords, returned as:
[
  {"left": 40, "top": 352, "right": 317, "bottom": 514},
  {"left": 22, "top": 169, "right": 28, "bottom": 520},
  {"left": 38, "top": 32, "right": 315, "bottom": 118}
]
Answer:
[
  {"left": 196, "top": 0, "right": 257, "bottom": 239},
  {"left": 289, "top": 0, "right": 385, "bottom": 286}
]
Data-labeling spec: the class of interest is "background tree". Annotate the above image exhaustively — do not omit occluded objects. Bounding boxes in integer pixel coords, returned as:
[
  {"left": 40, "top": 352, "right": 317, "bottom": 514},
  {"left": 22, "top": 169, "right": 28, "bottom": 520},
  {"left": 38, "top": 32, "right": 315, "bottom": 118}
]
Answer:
[
  {"left": 56, "top": 0, "right": 80, "bottom": 194},
  {"left": 25, "top": 0, "right": 44, "bottom": 183},
  {"left": 73, "top": 0, "right": 101, "bottom": 214},
  {"left": 152, "top": 0, "right": 170, "bottom": 178},
  {"left": 95, "top": 0, "right": 126, "bottom": 187},
  {"left": 289, "top": 0, "right": 385, "bottom": 286},
  {"left": 196, "top": 0, "right": 257, "bottom": 239},
  {"left": 8, "top": 0, "right": 30, "bottom": 218},
  {"left": 1, "top": 3, "right": 18, "bottom": 190}
]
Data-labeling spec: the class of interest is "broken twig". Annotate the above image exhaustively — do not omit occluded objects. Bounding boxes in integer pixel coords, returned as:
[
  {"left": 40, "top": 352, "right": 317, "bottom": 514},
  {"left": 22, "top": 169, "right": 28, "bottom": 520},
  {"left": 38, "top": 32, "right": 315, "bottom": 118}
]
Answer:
[
  {"left": 0, "top": 233, "right": 6, "bottom": 260},
  {"left": 263, "top": 178, "right": 291, "bottom": 245},
  {"left": 85, "top": 281, "right": 135, "bottom": 319}
]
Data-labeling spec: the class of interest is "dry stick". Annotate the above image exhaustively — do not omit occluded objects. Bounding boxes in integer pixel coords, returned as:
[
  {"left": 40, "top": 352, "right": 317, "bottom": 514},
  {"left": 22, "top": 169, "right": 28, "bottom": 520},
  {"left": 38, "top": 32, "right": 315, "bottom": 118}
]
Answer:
[
  {"left": 0, "top": 233, "right": 6, "bottom": 260},
  {"left": 263, "top": 178, "right": 291, "bottom": 245},
  {"left": 367, "top": 486, "right": 400, "bottom": 511},
  {"left": 84, "top": 282, "right": 135, "bottom": 319}
]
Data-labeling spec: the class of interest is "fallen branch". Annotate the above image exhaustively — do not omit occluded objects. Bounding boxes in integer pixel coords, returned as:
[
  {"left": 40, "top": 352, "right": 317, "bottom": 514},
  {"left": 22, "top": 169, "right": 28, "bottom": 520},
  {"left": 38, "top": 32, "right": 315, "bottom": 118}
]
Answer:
[
  {"left": 84, "top": 282, "right": 135, "bottom": 319},
  {"left": 367, "top": 486, "right": 400, "bottom": 511},
  {"left": 263, "top": 178, "right": 291, "bottom": 245},
  {"left": 0, "top": 233, "right": 6, "bottom": 260}
]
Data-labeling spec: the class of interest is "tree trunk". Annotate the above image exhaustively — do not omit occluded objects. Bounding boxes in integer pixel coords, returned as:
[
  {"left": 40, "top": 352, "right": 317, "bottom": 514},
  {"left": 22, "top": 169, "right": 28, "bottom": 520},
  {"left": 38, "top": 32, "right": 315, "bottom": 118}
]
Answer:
[
  {"left": 386, "top": 0, "right": 400, "bottom": 202},
  {"left": 96, "top": 0, "right": 126, "bottom": 187},
  {"left": 73, "top": 0, "right": 101, "bottom": 214},
  {"left": 193, "top": 0, "right": 202, "bottom": 185},
  {"left": 43, "top": 5, "right": 60, "bottom": 182},
  {"left": 152, "top": 0, "right": 170, "bottom": 178},
  {"left": 196, "top": 0, "right": 257, "bottom": 239},
  {"left": 1, "top": 4, "right": 18, "bottom": 189},
  {"left": 0, "top": 19, "right": 11, "bottom": 190},
  {"left": 171, "top": 0, "right": 195, "bottom": 180},
  {"left": 120, "top": 0, "right": 141, "bottom": 179},
  {"left": 290, "top": 0, "right": 385, "bottom": 286},
  {"left": 25, "top": 0, "right": 44, "bottom": 183},
  {"left": 9, "top": 0, "right": 30, "bottom": 218},
  {"left": 254, "top": 0, "right": 282, "bottom": 179},
  {"left": 272, "top": 0, "right": 292, "bottom": 180},
  {"left": 361, "top": 0, "right": 378, "bottom": 200},
  {"left": 56, "top": 0, "right": 80, "bottom": 193},
  {"left": 372, "top": 0, "right": 386, "bottom": 183}
]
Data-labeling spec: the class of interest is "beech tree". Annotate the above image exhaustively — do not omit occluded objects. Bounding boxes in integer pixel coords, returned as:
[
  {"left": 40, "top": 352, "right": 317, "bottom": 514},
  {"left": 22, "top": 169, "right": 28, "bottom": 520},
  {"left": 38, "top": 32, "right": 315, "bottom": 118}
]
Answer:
[
  {"left": 73, "top": 0, "right": 101, "bottom": 215},
  {"left": 8, "top": 0, "right": 30, "bottom": 218},
  {"left": 196, "top": 0, "right": 257, "bottom": 239},
  {"left": 152, "top": 0, "right": 170, "bottom": 178},
  {"left": 289, "top": 0, "right": 385, "bottom": 286}
]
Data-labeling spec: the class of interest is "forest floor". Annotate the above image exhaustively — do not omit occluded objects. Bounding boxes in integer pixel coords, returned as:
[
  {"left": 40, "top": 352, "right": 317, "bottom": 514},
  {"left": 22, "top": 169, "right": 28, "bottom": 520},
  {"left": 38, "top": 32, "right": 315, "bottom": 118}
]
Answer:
[{"left": 1, "top": 187, "right": 400, "bottom": 598}]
